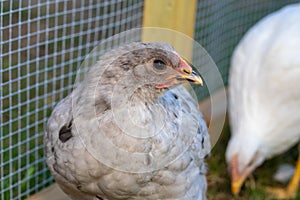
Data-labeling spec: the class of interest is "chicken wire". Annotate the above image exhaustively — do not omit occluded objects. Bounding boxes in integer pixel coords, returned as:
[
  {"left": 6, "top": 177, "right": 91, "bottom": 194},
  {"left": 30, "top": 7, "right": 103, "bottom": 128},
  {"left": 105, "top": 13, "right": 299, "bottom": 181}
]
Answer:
[
  {"left": 1, "top": 0, "right": 300, "bottom": 199},
  {"left": 193, "top": 0, "right": 300, "bottom": 98},
  {"left": 0, "top": 0, "right": 143, "bottom": 199}
]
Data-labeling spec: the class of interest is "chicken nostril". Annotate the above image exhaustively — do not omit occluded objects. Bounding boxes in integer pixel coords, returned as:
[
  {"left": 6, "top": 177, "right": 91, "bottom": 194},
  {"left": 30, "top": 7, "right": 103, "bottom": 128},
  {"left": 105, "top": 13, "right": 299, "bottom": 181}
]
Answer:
[{"left": 182, "top": 68, "right": 191, "bottom": 74}]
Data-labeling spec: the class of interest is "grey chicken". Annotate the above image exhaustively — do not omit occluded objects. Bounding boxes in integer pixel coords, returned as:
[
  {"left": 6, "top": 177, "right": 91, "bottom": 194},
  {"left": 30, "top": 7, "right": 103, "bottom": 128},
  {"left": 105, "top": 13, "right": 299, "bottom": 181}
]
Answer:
[{"left": 44, "top": 42, "right": 210, "bottom": 200}]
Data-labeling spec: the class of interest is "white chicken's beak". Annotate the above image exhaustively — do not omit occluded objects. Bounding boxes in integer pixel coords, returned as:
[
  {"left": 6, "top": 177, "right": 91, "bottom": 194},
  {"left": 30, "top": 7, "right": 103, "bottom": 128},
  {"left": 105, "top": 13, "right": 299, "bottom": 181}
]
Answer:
[{"left": 231, "top": 155, "right": 249, "bottom": 195}]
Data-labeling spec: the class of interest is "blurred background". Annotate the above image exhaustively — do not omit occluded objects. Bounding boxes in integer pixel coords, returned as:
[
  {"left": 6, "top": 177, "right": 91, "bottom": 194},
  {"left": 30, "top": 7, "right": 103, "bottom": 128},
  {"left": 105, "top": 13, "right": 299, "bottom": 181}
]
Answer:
[{"left": 1, "top": 0, "right": 300, "bottom": 199}]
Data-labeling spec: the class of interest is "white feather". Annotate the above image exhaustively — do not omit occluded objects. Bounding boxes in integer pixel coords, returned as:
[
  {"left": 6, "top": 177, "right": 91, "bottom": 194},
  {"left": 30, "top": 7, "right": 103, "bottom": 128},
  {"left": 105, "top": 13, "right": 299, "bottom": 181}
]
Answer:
[{"left": 226, "top": 3, "right": 300, "bottom": 174}]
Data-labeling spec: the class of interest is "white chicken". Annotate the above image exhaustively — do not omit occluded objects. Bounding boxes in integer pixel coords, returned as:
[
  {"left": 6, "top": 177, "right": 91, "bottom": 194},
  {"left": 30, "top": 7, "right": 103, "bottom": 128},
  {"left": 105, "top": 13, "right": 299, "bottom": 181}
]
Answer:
[{"left": 226, "top": 3, "right": 300, "bottom": 198}]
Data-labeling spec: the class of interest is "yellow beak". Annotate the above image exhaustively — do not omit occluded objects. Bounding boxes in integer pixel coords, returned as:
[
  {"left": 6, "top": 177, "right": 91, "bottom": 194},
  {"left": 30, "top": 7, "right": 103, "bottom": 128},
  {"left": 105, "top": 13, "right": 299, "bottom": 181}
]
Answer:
[
  {"left": 232, "top": 175, "right": 246, "bottom": 195},
  {"left": 177, "top": 57, "right": 203, "bottom": 85},
  {"left": 178, "top": 71, "right": 203, "bottom": 85},
  {"left": 231, "top": 155, "right": 248, "bottom": 195}
]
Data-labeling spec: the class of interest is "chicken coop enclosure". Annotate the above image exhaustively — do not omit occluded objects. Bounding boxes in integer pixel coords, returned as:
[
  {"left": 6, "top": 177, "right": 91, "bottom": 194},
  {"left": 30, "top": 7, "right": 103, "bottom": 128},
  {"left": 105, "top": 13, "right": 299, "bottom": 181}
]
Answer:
[{"left": 1, "top": 0, "right": 300, "bottom": 199}]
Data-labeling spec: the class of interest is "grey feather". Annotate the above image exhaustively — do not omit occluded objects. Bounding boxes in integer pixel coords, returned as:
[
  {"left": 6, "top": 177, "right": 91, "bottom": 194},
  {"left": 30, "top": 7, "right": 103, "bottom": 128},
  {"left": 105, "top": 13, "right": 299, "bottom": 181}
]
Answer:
[{"left": 45, "top": 42, "right": 210, "bottom": 200}]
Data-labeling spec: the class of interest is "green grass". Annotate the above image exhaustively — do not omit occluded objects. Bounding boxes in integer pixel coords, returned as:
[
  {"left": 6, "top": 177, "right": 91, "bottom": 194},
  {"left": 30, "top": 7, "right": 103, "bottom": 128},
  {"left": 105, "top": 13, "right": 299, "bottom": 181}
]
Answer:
[
  {"left": 1, "top": 5, "right": 79, "bottom": 200},
  {"left": 0, "top": 167, "right": 36, "bottom": 200},
  {"left": 207, "top": 120, "right": 300, "bottom": 200},
  {"left": 0, "top": 1, "right": 126, "bottom": 199},
  {"left": 1, "top": 51, "right": 75, "bottom": 199}
]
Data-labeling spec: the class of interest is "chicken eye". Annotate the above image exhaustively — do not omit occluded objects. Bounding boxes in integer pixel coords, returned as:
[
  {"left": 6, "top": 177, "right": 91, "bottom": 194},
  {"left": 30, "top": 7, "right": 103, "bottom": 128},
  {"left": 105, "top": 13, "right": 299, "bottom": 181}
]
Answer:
[{"left": 153, "top": 59, "right": 167, "bottom": 71}]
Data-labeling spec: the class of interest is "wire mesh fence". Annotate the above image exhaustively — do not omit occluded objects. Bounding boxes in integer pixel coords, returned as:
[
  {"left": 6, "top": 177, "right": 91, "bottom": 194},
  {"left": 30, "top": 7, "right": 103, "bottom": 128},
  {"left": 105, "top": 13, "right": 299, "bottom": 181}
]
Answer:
[
  {"left": 1, "top": 0, "right": 300, "bottom": 199},
  {"left": 0, "top": 0, "right": 143, "bottom": 199},
  {"left": 193, "top": 0, "right": 300, "bottom": 98}
]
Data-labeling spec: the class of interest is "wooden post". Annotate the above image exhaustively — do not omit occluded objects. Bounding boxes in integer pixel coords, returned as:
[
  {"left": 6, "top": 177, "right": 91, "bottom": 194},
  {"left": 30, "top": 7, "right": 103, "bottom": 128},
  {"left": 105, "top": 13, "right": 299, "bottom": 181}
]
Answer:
[{"left": 142, "top": 0, "right": 198, "bottom": 60}]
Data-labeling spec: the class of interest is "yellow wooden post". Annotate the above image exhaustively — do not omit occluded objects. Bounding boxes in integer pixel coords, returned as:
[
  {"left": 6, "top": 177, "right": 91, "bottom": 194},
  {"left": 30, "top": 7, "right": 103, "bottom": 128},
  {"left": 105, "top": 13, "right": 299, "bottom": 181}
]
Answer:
[{"left": 142, "top": 0, "right": 198, "bottom": 60}]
